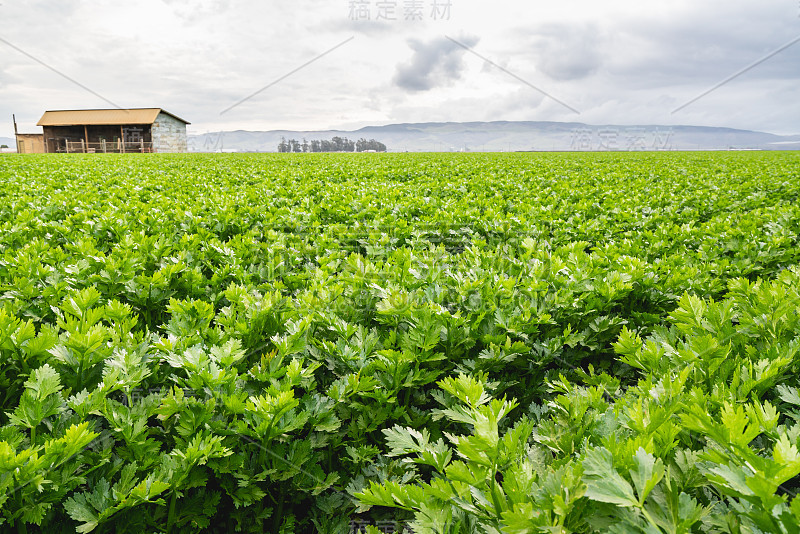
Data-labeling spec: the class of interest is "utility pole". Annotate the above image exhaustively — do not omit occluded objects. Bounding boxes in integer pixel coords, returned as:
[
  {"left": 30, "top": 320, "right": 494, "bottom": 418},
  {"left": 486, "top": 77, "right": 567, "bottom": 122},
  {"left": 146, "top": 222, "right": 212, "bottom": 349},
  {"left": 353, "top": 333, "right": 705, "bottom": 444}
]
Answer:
[{"left": 13, "top": 114, "right": 19, "bottom": 153}]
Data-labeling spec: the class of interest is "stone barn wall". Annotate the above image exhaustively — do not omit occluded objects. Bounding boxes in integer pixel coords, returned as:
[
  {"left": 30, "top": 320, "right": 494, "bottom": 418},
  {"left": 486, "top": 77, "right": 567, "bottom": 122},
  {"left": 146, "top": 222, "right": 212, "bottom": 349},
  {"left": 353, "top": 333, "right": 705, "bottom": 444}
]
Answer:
[{"left": 151, "top": 112, "right": 188, "bottom": 153}]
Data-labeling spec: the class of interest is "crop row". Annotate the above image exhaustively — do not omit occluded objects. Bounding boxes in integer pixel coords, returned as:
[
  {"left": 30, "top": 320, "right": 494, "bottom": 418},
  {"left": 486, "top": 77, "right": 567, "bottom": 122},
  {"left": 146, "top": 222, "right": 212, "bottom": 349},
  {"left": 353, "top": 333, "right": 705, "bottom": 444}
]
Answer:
[{"left": 0, "top": 152, "right": 799, "bottom": 533}]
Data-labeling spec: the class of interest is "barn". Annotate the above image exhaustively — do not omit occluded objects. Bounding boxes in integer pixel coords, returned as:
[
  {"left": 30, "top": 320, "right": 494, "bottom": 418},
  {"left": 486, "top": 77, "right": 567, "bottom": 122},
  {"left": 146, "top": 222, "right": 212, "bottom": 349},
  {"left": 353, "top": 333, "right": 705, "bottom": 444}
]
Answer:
[
  {"left": 14, "top": 133, "right": 45, "bottom": 154},
  {"left": 16, "top": 108, "right": 190, "bottom": 153}
]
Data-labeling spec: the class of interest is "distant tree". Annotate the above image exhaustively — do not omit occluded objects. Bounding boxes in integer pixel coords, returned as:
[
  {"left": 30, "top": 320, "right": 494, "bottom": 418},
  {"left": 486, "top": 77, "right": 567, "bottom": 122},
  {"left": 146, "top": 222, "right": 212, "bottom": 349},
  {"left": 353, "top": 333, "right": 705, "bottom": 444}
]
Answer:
[
  {"left": 354, "top": 138, "right": 387, "bottom": 152},
  {"left": 0, "top": 144, "right": 8, "bottom": 149},
  {"left": 280, "top": 136, "right": 387, "bottom": 153}
]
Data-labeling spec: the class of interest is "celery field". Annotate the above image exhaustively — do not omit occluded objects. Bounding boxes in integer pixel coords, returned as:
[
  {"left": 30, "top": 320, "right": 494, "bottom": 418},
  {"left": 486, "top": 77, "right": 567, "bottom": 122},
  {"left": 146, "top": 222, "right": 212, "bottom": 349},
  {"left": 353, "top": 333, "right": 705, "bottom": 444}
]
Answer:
[{"left": 2, "top": 152, "right": 800, "bottom": 533}]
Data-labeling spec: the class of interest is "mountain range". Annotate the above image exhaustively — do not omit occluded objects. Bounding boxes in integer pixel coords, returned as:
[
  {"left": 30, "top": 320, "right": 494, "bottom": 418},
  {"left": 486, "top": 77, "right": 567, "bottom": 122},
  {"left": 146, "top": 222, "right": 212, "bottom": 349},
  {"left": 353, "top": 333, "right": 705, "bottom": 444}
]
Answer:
[
  {"left": 188, "top": 121, "right": 800, "bottom": 153},
  {"left": 3, "top": 122, "right": 799, "bottom": 153}
]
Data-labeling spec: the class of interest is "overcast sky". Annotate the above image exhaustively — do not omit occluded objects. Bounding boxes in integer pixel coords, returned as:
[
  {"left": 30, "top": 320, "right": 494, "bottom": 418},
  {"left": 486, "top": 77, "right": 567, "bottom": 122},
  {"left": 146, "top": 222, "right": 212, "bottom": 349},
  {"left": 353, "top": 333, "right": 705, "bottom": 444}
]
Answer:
[{"left": 1, "top": 0, "right": 799, "bottom": 138}]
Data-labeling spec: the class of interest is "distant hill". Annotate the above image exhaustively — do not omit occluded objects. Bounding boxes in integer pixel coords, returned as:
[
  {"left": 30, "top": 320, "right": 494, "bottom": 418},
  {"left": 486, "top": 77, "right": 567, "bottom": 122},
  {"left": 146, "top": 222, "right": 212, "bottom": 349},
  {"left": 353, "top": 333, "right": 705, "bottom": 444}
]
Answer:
[
  {"left": 5, "top": 124, "right": 799, "bottom": 154},
  {"left": 189, "top": 121, "right": 800, "bottom": 153}
]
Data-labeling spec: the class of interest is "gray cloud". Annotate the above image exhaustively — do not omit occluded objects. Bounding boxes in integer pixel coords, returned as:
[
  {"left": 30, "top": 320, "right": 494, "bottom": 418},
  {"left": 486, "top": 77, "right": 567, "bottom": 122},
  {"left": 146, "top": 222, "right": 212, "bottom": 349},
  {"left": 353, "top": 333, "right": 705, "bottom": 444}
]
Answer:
[
  {"left": 603, "top": 4, "right": 800, "bottom": 85},
  {"left": 393, "top": 35, "right": 479, "bottom": 92},
  {"left": 489, "top": 87, "right": 547, "bottom": 116},
  {"left": 161, "top": 0, "right": 231, "bottom": 23},
  {"left": 529, "top": 24, "right": 603, "bottom": 81},
  {"left": 1, "top": 1, "right": 799, "bottom": 137},
  {"left": 327, "top": 18, "right": 397, "bottom": 37}
]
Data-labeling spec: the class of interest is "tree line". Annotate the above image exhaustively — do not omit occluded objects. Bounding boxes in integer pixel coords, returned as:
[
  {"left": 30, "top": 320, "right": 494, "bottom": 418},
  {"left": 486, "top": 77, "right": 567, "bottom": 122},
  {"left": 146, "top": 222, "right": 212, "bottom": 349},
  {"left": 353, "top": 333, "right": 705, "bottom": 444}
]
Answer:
[{"left": 278, "top": 136, "right": 387, "bottom": 153}]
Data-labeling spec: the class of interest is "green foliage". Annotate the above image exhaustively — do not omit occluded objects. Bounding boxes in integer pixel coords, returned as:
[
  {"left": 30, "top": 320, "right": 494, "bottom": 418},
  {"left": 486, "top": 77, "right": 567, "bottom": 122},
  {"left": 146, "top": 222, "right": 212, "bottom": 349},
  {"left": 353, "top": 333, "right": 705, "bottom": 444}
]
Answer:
[{"left": 0, "top": 151, "right": 799, "bottom": 532}]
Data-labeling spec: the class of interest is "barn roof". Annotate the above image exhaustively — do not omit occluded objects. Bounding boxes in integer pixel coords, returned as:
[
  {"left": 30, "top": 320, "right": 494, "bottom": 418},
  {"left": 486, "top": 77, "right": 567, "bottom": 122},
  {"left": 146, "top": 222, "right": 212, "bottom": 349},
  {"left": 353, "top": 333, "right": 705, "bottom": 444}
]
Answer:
[{"left": 37, "top": 108, "right": 190, "bottom": 126}]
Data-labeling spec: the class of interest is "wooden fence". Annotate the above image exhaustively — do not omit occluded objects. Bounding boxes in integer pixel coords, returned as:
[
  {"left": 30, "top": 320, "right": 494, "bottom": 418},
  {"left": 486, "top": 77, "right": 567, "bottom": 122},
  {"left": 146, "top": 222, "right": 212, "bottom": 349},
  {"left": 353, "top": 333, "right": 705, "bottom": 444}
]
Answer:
[{"left": 64, "top": 140, "right": 153, "bottom": 153}]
